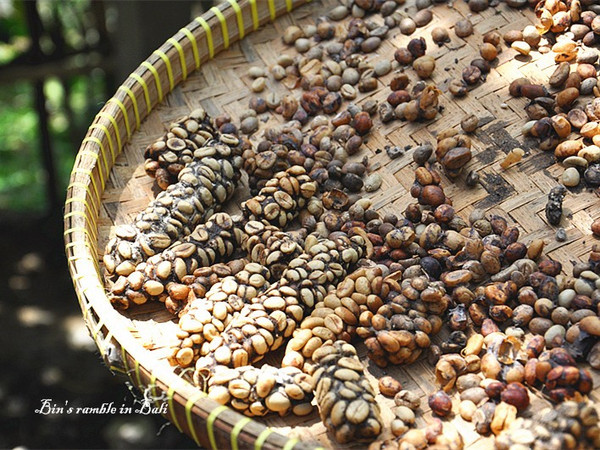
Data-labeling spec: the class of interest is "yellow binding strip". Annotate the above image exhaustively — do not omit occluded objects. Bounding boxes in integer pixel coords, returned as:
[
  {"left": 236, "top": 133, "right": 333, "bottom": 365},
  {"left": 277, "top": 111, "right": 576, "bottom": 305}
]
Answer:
[
  {"left": 167, "top": 386, "right": 183, "bottom": 432},
  {"left": 118, "top": 85, "right": 141, "bottom": 129},
  {"left": 141, "top": 61, "right": 163, "bottom": 103},
  {"left": 167, "top": 38, "right": 188, "bottom": 80},
  {"left": 195, "top": 17, "right": 214, "bottom": 59},
  {"left": 64, "top": 237, "right": 97, "bottom": 260},
  {"left": 226, "top": 0, "right": 245, "bottom": 39},
  {"left": 65, "top": 240, "right": 97, "bottom": 257},
  {"left": 63, "top": 208, "right": 90, "bottom": 222},
  {"left": 66, "top": 181, "right": 99, "bottom": 212},
  {"left": 248, "top": 0, "right": 259, "bottom": 30},
  {"left": 96, "top": 111, "right": 123, "bottom": 152},
  {"left": 67, "top": 253, "right": 100, "bottom": 276},
  {"left": 88, "top": 124, "right": 116, "bottom": 163},
  {"left": 65, "top": 236, "right": 94, "bottom": 256},
  {"left": 67, "top": 253, "right": 100, "bottom": 273},
  {"left": 75, "top": 268, "right": 101, "bottom": 293},
  {"left": 283, "top": 438, "right": 299, "bottom": 450},
  {"left": 121, "top": 346, "right": 130, "bottom": 376},
  {"left": 63, "top": 227, "right": 96, "bottom": 249},
  {"left": 153, "top": 50, "right": 175, "bottom": 92},
  {"left": 104, "top": 97, "right": 131, "bottom": 140},
  {"left": 90, "top": 318, "right": 103, "bottom": 342},
  {"left": 65, "top": 196, "right": 97, "bottom": 219},
  {"left": 109, "top": 364, "right": 127, "bottom": 374},
  {"left": 81, "top": 140, "right": 109, "bottom": 184},
  {"left": 92, "top": 318, "right": 105, "bottom": 341},
  {"left": 179, "top": 27, "right": 200, "bottom": 69},
  {"left": 134, "top": 359, "right": 143, "bottom": 388},
  {"left": 254, "top": 428, "right": 274, "bottom": 450},
  {"left": 67, "top": 255, "right": 100, "bottom": 277},
  {"left": 65, "top": 218, "right": 98, "bottom": 242},
  {"left": 210, "top": 7, "right": 229, "bottom": 50},
  {"left": 185, "top": 392, "right": 207, "bottom": 446},
  {"left": 231, "top": 417, "right": 252, "bottom": 450},
  {"left": 207, "top": 404, "right": 228, "bottom": 450},
  {"left": 74, "top": 149, "right": 104, "bottom": 190},
  {"left": 267, "top": 0, "right": 276, "bottom": 20},
  {"left": 63, "top": 210, "right": 89, "bottom": 223},
  {"left": 286, "top": 0, "right": 293, "bottom": 11},
  {"left": 88, "top": 314, "right": 100, "bottom": 339},
  {"left": 130, "top": 73, "right": 152, "bottom": 113},
  {"left": 72, "top": 168, "right": 100, "bottom": 203},
  {"left": 149, "top": 373, "right": 161, "bottom": 409}
]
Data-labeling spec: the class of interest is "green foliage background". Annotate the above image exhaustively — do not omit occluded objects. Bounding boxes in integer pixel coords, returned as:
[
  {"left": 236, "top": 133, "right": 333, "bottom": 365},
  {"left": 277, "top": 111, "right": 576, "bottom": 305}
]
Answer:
[{"left": 0, "top": 0, "right": 107, "bottom": 213}]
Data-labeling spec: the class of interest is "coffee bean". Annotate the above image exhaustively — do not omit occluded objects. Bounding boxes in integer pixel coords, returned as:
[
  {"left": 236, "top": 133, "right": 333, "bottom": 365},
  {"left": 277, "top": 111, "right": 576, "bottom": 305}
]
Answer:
[
  {"left": 364, "top": 173, "right": 382, "bottom": 192},
  {"left": 585, "top": 165, "right": 600, "bottom": 185},
  {"left": 455, "top": 19, "right": 474, "bottom": 38},
  {"left": 562, "top": 167, "right": 581, "bottom": 187},
  {"left": 374, "top": 60, "right": 391, "bottom": 76},
  {"left": 328, "top": 5, "right": 349, "bottom": 20}
]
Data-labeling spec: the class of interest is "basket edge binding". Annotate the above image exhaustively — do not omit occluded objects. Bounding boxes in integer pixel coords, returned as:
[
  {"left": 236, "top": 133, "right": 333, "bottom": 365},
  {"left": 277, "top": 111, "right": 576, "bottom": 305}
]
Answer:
[{"left": 62, "top": 1, "right": 324, "bottom": 449}]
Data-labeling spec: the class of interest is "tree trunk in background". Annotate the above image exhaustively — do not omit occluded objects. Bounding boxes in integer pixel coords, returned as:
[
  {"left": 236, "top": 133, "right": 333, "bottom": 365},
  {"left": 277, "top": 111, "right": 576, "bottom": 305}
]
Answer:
[{"left": 108, "top": 1, "right": 194, "bottom": 89}]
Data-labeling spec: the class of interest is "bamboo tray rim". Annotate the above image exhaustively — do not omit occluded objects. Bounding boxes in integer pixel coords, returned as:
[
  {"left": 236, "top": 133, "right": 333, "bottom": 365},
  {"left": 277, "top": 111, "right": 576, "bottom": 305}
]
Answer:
[
  {"left": 63, "top": 1, "right": 322, "bottom": 449},
  {"left": 64, "top": 0, "right": 600, "bottom": 448}
]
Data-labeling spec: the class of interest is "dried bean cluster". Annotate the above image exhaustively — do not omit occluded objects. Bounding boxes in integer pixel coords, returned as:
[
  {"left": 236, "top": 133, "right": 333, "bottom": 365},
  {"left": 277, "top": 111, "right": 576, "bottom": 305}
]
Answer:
[
  {"left": 143, "top": 108, "right": 218, "bottom": 189},
  {"left": 108, "top": 212, "right": 243, "bottom": 311},
  {"left": 101, "top": 0, "right": 600, "bottom": 446},
  {"left": 108, "top": 166, "right": 317, "bottom": 312},
  {"left": 169, "top": 224, "right": 304, "bottom": 368},
  {"left": 311, "top": 341, "right": 382, "bottom": 444},
  {"left": 206, "top": 365, "right": 314, "bottom": 417},
  {"left": 191, "top": 233, "right": 366, "bottom": 375},
  {"left": 496, "top": 401, "right": 600, "bottom": 449},
  {"left": 104, "top": 135, "right": 243, "bottom": 279}
]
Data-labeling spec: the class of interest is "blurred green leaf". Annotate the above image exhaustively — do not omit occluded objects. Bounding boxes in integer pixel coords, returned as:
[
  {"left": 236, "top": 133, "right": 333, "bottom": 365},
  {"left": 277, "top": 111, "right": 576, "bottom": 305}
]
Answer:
[{"left": 0, "top": 0, "right": 106, "bottom": 214}]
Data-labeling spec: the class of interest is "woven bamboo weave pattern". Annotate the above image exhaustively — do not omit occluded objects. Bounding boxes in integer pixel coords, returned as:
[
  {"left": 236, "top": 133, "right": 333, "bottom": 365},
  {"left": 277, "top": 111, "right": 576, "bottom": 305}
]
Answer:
[
  {"left": 65, "top": 1, "right": 319, "bottom": 449},
  {"left": 65, "top": 0, "right": 600, "bottom": 448}
]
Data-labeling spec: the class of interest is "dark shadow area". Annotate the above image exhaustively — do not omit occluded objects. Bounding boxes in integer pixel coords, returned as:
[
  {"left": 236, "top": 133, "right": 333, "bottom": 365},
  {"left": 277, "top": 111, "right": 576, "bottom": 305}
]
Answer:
[{"left": 0, "top": 213, "right": 197, "bottom": 449}]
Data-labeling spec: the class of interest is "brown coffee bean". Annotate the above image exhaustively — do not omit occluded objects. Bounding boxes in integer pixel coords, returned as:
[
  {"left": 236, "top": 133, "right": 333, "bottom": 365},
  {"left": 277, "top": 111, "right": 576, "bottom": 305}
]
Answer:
[
  {"left": 408, "top": 37, "right": 427, "bottom": 58},
  {"left": 414, "top": 9, "right": 433, "bottom": 27},
  {"left": 429, "top": 390, "right": 453, "bottom": 416},
  {"left": 390, "top": 73, "right": 410, "bottom": 91},
  {"left": 413, "top": 55, "right": 435, "bottom": 79},
  {"left": 432, "top": 27, "right": 450, "bottom": 44},
  {"left": 394, "top": 390, "right": 421, "bottom": 410},
  {"left": 500, "top": 383, "right": 529, "bottom": 412},
  {"left": 441, "top": 269, "right": 472, "bottom": 287},
  {"left": 449, "top": 78, "right": 468, "bottom": 97},
  {"left": 393, "top": 48, "right": 414, "bottom": 67},
  {"left": 463, "top": 66, "right": 482, "bottom": 85},
  {"left": 352, "top": 112, "right": 373, "bottom": 136},
  {"left": 461, "top": 114, "right": 479, "bottom": 133},
  {"left": 592, "top": 218, "right": 600, "bottom": 237},
  {"left": 503, "top": 29, "right": 523, "bottom": 45},
  {"left": 480, "top": 43, "right": 498, "bottom": 61},
  {"left": 441, "top": 147, "right": 472, "bottom": 170},
  {"left": 468, "top": 0, "right": 488, "bottom": 11},
  {"left": 379, "top": 376, "right": 403, "bottom": 397},
  {"left": 455, "top": 19, "right": 474, "bottom": 38},
  {"left": 483, "top": 31, "right": 501, "bottom": 46},
  {"left": 556, "top": 87, "right": 580, "bottom": 109},
  {"left": 549, "top": 62, "right": 571, "bottom": 87},
  {"left": 399, "top": 18, "right": 416, "bottom": 35}
]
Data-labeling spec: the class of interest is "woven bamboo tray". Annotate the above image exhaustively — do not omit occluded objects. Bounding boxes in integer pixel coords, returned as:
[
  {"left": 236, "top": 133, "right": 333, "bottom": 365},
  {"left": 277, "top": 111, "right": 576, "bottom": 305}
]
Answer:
[{"left": 64, "top": 0, "right": 600, "bottom": 448}]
